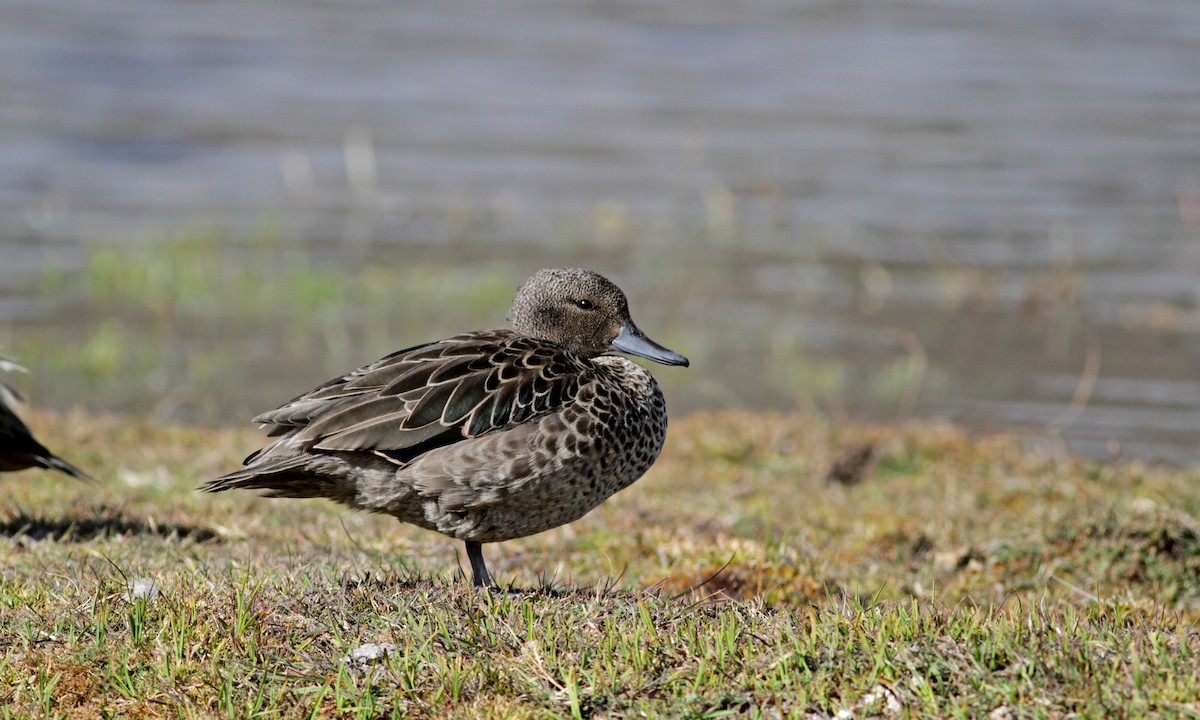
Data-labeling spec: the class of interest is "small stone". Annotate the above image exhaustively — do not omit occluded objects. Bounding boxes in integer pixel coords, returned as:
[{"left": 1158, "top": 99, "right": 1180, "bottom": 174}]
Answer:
[
  {"left": 128, "top": 579, "right": 161, "bottom": 601},
  {"left": 1131, "top": 497, "right": 1158, "bottom": 516},
  {"left": 346, "top": 642, "right": 400, "bottom": 666},
  {"left": 933, "top": 546, "right": 984, "bottom": 573}
]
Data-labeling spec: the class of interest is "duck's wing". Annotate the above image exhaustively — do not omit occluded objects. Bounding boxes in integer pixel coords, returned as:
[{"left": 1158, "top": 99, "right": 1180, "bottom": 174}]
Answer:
[
  {"left": 248, "top": 330, "right": 585, "bottom": 464},
  {"left": 0, "top": 381, "right": 38, "bottom": 468},
  {"left": 0, "top": 380, "right": 30, "bottom": 436}
]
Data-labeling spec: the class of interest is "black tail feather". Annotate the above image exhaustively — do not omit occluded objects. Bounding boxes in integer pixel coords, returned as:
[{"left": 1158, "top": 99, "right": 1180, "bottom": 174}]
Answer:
[{"left": 42, "top": 454, "right": 91, "bottom": 481}]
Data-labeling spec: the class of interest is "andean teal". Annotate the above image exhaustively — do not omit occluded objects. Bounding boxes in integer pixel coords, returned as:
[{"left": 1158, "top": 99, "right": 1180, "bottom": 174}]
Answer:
[
  {"left": 0, "top": 355, "right": 90, "bottom": 480},
  {"left": 203, "top": 268, "right": 688, "bottom": 586}
]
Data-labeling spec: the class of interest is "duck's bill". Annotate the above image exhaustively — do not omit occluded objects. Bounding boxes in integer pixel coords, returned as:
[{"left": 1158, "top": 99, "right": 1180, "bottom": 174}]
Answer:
[{"left": 611, "top": 323, "right": 690, "bottom": 367}]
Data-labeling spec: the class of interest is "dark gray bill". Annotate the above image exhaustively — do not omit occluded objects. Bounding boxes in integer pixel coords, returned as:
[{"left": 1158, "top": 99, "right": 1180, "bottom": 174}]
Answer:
[{"left": 610, "top": 323, "right": 689, "bottom": 367}]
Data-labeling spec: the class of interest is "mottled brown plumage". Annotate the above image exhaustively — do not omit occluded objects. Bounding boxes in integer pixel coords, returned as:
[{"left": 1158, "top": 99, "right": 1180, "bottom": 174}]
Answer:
[
  {"left": 203, "top": 269, "right": 687, "bottom": 587},
  {"left": 0, "top": 356, "right": 90, "bottom": 480}
]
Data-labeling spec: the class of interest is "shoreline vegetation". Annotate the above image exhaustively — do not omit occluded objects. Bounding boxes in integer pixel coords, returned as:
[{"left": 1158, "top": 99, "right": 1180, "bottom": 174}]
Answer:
[
  {"left": 3, "top": 408, "right": 1199, "bottom": 718},
  {"left": 17, "top": 224, "right": 1200, "bottom": 465}
]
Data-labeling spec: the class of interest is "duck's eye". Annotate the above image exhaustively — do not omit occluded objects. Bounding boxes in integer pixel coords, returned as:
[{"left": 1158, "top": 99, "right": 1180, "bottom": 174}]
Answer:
[{"left": 574, "top": 299, "right": 595, "bottom": 310}]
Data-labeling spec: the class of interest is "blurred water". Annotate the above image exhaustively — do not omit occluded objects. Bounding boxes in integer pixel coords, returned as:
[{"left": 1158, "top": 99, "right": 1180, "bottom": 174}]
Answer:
[{"left": 2, "top": 0, "right": 1200, "bottom": 462}]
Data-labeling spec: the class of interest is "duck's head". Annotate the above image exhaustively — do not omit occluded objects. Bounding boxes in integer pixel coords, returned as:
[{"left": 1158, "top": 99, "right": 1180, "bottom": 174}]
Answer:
[{"left": 509, "top": 268, "right": 689, "bottom": 367}]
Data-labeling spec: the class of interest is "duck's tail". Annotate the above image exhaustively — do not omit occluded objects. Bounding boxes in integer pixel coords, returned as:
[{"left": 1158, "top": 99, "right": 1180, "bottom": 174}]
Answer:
[{"left": 200, "top": 454, "right": 358, "bottom": 505}]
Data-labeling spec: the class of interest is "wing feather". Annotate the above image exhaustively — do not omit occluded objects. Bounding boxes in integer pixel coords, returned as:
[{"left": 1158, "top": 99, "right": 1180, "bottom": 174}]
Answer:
[
  {"left": 402, "top": 380, "right": 458, "bottom": 429},
  {"left": 245, "top": 330, "right": 586, "bottom": 463}
]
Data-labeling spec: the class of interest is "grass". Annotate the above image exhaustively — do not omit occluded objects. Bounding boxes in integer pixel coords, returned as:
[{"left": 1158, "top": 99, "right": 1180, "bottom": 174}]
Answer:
[{"left": 2, "top": 408, "right": 1200, "bottom": 718}]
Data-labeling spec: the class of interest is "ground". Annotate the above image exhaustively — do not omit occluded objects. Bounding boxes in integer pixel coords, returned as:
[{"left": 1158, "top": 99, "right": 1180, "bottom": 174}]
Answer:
[{"left": 2, "top": 409, "right": 1199, "bottom": 718}]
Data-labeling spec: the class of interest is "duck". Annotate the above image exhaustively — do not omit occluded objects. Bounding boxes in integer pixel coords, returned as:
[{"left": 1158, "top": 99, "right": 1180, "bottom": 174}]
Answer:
[
  {"left": 202, "top": 268, "right": 688, "bottom": 587},
  {"left": 0, "top": 355, "right": 90, "bottom": 480}
]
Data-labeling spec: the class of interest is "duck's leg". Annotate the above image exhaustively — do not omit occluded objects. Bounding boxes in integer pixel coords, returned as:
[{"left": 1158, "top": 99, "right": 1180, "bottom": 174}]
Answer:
[{"left": 465, "top": 541, "right": 494, "bottom": 588}]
